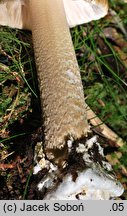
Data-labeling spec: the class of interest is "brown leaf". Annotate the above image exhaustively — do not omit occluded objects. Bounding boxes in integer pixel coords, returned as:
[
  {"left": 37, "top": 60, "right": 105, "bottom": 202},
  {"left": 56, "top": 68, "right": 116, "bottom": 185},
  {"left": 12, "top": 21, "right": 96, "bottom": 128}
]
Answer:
[{"left": 0, "top": 163, "right": 15, "bottom": 170}]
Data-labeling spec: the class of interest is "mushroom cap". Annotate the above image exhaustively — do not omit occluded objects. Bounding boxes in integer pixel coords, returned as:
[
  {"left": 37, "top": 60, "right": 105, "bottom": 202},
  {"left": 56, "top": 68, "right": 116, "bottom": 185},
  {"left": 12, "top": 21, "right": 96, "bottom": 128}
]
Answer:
[
  {"left": 63, "top": 0, "right": 108, "bottom": 27},
  {"left": 0, "top": 0, "right": 31, "bottom": 30},
  {"left": 0, "top": 0, "right": 108, "bottom": 29}
]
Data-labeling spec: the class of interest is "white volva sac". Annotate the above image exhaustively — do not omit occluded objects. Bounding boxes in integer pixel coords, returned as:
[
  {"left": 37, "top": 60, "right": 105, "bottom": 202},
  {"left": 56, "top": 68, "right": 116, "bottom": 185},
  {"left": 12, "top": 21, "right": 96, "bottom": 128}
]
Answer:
[
  {"left": 35, "top": 136, "right": 124, "bottom": 200},
  {"left": 44, "top": 168, "right": 124, "bottom": 200}
]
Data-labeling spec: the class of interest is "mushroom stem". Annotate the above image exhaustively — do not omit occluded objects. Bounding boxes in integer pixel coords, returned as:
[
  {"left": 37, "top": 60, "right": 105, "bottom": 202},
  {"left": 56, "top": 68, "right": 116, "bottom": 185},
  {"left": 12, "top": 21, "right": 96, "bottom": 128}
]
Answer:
[{"left": 29, "top": 0, "right": 88, "bottom": 164}]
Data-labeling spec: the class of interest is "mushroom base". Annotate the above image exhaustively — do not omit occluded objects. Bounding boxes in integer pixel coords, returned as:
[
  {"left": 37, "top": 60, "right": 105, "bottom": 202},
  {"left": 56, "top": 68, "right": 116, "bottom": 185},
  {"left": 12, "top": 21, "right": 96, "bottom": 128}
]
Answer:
[{"left": 33, "top": 135, "right": 124, "bottom": 200}]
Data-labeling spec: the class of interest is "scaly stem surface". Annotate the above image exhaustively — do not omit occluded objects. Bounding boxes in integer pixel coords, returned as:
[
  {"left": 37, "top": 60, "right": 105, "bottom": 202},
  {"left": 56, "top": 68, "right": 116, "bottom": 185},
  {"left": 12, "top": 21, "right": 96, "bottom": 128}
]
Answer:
[{"left": 29, "top": 0, "right": 88, "bottom": 164}]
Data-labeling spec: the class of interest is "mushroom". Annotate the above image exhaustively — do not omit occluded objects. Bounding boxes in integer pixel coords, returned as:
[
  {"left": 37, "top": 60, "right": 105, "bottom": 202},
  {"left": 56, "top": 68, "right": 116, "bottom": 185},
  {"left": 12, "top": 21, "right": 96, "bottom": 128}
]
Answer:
[
  {"left": 0, "top": 0, "right": 124, "bottom": 199},
  {"left": 0, "top": 0, "right": 124, "bottom": 146}
]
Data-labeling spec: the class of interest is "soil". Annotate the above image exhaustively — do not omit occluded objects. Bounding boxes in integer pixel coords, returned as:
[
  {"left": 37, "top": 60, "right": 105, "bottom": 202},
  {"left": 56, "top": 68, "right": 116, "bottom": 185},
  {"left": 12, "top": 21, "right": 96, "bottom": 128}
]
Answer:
[{"left": 0, "top": 100, "right": 46, "bottom": 199}]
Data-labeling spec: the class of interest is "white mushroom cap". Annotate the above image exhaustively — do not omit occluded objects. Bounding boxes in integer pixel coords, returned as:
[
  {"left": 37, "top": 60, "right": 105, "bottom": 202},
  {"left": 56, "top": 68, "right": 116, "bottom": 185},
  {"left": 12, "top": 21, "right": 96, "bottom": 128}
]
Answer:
[
  {"left": 0, "top": 0, "right": 108, "bottom": 29},
  {"left": 0, "top": 0, "right": 31, "bottom": 30},
  {"left": 63, "top": 0, "right": 108, "bottom": 27}
]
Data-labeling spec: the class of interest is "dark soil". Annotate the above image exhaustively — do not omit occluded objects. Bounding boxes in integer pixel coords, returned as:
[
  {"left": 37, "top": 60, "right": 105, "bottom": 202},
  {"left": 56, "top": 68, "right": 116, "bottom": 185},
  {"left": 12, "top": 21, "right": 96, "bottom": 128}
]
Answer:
[{"left": 0, "top": 102, "right": 45, "bottom": 199}]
